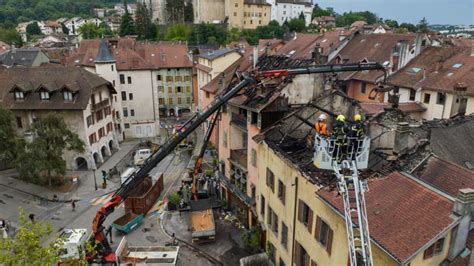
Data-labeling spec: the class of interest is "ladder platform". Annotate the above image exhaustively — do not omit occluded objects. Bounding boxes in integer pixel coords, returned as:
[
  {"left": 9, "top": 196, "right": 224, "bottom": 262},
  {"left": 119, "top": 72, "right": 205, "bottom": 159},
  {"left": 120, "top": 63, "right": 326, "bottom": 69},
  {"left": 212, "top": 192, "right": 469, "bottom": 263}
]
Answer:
[{"left": 313, "top": 135, "right": 370, "bottom": 170}]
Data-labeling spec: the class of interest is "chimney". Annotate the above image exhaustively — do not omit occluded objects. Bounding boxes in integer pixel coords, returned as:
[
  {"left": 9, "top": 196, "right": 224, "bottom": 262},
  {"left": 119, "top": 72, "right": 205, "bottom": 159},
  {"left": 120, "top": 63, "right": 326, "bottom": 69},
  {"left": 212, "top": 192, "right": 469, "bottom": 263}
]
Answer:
[
  {"left": 265, "top": 41, "right": 271, "bottom": 55},
  {"left": 453, "top": 188, "right": 474, "bottom": 216},
  {"left": 393, "top": 122, "right": 410, "bottom": 155},
  {"left": 471, "top": 46, "right": 474, "bottom": 57},
  {"left": 11, "top": 44, "right": 16, "bottom": 54},
  {"left": 434, "top": 60, "right": 442, "bottom": 72},
  {"left": 253, "top": 46, "right": 258, "bottom": 69}
]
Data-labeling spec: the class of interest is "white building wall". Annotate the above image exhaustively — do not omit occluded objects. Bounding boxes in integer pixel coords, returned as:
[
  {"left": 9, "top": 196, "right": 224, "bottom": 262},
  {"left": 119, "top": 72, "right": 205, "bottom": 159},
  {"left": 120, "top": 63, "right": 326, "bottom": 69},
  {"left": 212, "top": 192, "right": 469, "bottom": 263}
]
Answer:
[{"left": 271, "top": 2, "right": 312, "bottom": 26}]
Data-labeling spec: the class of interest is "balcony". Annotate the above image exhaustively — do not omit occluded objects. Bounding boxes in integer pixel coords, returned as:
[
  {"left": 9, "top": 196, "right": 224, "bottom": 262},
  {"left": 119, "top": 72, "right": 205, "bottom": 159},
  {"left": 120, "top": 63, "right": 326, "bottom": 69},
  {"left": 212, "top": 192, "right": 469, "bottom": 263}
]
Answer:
[
  {"left": 230, "top": 149, "right": 247, "bottom": 170},
  {"left": 230, "top": 113, "right": 247, "bottom": 131},
  {"left": 218, "top": 171, "right": 255, "bottom": 207},
  {"left": 91, "top": 99, "right": 110, "bottom": 111}
]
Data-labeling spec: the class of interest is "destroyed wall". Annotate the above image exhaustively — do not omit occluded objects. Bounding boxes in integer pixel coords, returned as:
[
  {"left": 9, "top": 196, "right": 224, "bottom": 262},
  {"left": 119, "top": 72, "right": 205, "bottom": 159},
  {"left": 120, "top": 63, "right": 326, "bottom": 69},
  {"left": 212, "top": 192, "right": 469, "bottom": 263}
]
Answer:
[{"left": 281, "top": 73, "right": 325, "bottom": 105}]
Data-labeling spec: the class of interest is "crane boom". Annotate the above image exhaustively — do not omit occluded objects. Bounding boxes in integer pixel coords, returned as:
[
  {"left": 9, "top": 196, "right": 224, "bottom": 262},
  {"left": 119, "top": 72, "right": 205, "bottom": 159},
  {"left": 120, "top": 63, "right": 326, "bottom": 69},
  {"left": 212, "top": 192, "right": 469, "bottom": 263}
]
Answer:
[{"left": 90, "top": 62, "right": 385, "bottom": 263}]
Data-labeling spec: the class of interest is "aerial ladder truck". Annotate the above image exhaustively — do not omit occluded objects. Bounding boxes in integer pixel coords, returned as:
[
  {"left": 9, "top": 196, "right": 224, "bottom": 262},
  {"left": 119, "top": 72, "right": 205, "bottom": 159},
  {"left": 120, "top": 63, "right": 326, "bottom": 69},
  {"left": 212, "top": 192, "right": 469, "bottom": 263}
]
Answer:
[{"left": 88, "top": 62, "right": 385, "bottom": 265}]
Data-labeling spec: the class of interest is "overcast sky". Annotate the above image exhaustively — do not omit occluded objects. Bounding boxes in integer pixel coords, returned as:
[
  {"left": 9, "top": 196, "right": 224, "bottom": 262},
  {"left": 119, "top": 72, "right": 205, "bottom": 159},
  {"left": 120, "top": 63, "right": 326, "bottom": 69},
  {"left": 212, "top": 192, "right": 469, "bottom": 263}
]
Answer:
[{"left": 313, "top": 0, "right": 474, "bottom": 25}]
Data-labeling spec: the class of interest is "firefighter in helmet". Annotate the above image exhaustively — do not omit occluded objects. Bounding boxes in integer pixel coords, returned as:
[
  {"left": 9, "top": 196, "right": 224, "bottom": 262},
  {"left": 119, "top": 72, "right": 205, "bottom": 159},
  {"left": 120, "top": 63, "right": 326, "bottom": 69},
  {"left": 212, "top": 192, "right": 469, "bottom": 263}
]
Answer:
[
  {"left": 332, "top": 114, "right": 348, "bottom": 163},
  {"left": 350, "top": 114, "right": 366, "bottom": 159},
  {"left": 315, "top": 114, "right": 329, "bottom": 137}
]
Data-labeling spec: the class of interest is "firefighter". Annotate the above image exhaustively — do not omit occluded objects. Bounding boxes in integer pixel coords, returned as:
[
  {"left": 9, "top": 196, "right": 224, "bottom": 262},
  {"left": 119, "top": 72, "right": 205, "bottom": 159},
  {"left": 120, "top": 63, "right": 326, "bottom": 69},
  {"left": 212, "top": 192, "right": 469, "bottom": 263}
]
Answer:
[
  {"left": 350, "top": 114, "right": 366, "bottom": 158},
  {"left": 315, "top": 114, "right": 329, "bottom": 137},
  {"left": 332, "top": 114, "right": 348, "bottom": 163}
]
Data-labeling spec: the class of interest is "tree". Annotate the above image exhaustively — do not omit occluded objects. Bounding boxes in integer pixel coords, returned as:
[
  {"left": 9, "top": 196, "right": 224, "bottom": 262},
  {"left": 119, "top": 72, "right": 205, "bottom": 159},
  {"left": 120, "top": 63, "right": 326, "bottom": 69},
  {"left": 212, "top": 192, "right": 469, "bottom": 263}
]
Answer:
[
  {"left": 312, "top": 5, "right": 331, "bottom": 19},
  {"left": 417, "top": 17, "right": 429, "bottom": 33},
  {"left": 0, "top": 107, "right": 20, "bottom": 165},
  {"left": 61, "top": 22, "right": 69, "bottom": 35},
  {"left": 0, "top": 27, "right": 22, "bottom": 46},
  {"left": 165, "top": 24, "right": 192, "bottom": 41},
  {"left": 16, "top": 113, "right": 85, "bottom": 187},
  {"left": 384, "top": 19, "right": 399, "bottom": 29},
  {"left": 78, "top": 22, "right": 103, "bottom": 39},
  {"left": 0, "top": 209, "right": 63, "bottom": 265},
  {"left": 26, "top": 21, "right": 42, "bottom": 36},
  {"left": 188, "top": 23, "right": 228, "bottom": 45},
  {"left": 119, "top": 0, "right": 135, "bottom": 36},
  {"left": 184, "top": 2, "right": 194, "bottom": 24},
  {"left": 135, "top": 2, "right": 155, "bottom": 40},
  {"left": 288, "top": 17, "right": 306, "bottom": 32},
  {"left": 166, "top": 0, "right": 185, "bottom": 25},
  {"left": 399, "top": 22, "right": 417, "bottom": 33}
]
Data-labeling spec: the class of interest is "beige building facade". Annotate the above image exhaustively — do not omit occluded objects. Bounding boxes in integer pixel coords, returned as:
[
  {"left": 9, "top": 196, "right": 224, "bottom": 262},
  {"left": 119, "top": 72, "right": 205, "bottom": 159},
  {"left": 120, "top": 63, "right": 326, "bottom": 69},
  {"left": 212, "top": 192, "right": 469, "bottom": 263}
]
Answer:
[{"left": 226, "top": 0, "right": 272, "bottom": 29}]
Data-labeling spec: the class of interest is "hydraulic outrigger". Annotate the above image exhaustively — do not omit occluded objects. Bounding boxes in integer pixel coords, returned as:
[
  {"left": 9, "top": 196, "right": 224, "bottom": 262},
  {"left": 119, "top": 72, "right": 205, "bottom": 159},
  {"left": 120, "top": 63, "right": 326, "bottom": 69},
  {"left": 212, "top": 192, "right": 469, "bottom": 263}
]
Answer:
[{"left": 89, "top": 62, "right": 385, "bottom": 265}]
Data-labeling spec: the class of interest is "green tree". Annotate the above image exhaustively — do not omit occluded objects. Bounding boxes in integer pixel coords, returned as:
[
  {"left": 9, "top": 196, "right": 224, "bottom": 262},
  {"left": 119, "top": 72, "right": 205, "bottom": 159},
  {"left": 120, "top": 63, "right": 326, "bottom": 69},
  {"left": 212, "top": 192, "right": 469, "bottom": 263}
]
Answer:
[
  {"left": 288, "top": 17, "right": 306, "bottom": 32},
  {"left": 165, "top": 24, "right": 192, "bottom": 41},
  {"left": 61, "top": 22, "right": 69, "bottom": 35},
  {"left": 0, "top": 27, "right": 22, "bottom": 46},
  {"left": 384, "top": 19, "right": 399, "bottom": 29},
  {"left": 0, "top": 209, "right": 63, "bottom": 265},
  {"left": 78, "top": 22, "right": 103, "bottom": 39},
  {"left": 16, "top": 113, "right": 85, "bottom": 187},
  {"left": 312, "top": 5, "right": 331, "bottom": 19},
  {"left": 399, "top": 22, "right": 417, "bottom": 32},
  {"left": 417, "top": 17, "right": 429, "bottom": 33},
  {"left": 184, "top": 2, "right": 194, "bottom": 24},
  {"left": 119, "top": 0, "right": 135, "bottom": 36},
  {"left": 0, "top": 107, "right": 20, "bottom": 164},
  {"left": 26, "top": 21, "right": 42, "bottom": 36},
  {"left": 135, "top": 2, "right": 155, "bottom": 40},
  {"left": 188, "top": 23, "right": 228, "bottom": 45}
]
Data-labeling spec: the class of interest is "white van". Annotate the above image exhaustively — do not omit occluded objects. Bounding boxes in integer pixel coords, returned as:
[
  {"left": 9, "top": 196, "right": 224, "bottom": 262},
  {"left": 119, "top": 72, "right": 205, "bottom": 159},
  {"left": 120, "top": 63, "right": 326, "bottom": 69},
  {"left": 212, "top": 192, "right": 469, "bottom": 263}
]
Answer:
[
  {"left": 134, "top": 149, "right": 152, "bottom": 166},
  {"left": 121, "top": 167, "right": 138, "bottom": 184},
  {"left": 58, "top": 229, "right": 88, "bottom": 264}
]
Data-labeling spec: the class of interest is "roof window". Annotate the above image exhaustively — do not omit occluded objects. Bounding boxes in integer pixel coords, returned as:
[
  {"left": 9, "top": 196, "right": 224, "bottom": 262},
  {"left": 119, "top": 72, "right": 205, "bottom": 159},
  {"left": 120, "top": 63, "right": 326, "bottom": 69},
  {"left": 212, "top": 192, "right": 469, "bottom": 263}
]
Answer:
[
  {"left": 383, "top": 61, "right": 390, "bottom": 66},
  {"left": 447, "top": 72, "right": 454, "bottom": 77},
  {"left": 452, "top": 63, "right": 463, "bottom": 69},
  {"left": 40, "top": 91, "right": 50, "bottom": 101},
  {"left": 407, "top": 67, "right": 422, "bottom": 74},
  {"left": 288, "top": 50, "right": 296, "bottom": 55}
]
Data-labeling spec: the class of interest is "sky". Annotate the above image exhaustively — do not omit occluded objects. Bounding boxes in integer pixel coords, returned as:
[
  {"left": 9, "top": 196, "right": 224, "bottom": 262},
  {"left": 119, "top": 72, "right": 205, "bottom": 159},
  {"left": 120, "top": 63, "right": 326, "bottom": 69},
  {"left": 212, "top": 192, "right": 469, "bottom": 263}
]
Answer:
[{"left": 313, "top": 0, "right": 474, "bottom": 25}]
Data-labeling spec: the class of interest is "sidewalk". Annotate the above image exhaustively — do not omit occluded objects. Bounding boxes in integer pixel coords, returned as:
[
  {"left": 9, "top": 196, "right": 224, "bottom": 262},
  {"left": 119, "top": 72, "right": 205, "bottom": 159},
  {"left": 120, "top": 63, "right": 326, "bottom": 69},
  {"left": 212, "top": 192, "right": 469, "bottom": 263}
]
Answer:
[{"left": 0, "top": 140, "right": 140, "bottom": 203}]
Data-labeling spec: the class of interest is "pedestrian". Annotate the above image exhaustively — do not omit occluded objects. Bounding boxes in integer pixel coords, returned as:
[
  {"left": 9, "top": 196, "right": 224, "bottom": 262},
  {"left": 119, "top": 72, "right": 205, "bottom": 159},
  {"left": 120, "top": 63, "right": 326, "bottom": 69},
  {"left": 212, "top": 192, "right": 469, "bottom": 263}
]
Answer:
[
  {"left": 315, "top": 114, "right": 329, "bottom": 137},
  {"left": 29, "top": 213, "right": 35, "bottom": 223},
  {"left": 52, "top": 194, "right": 58, "bottom": 202},
  {"left": 72, "top": 200, "right": 76, "bottom": 212},
  {"left": 350, "top": 114, "right": 366, "bottom": 158},
  {"left": 332, "top": 114, "right": 349, "bottom": 163}
]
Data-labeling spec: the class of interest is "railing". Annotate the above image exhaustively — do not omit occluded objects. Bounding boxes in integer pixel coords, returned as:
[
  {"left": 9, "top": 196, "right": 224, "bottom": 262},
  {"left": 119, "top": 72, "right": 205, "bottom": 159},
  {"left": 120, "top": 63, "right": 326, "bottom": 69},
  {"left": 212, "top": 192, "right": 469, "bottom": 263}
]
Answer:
[
  {"left": 313, "top": 135, "right": 370, "bottom": 170},
  {"left": 230, "top": 113, "right": 247, "bottom": 130},
  {"left": 91, "top": 99, "right": 110, "bottom": 111}
]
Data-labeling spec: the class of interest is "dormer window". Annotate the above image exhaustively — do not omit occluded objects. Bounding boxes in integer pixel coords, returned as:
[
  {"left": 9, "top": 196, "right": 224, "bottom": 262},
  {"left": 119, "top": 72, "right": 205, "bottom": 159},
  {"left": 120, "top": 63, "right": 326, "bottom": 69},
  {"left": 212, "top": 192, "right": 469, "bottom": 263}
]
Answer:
[
  {"left": 64, "top": 91, "right": 73, "bottom": 101},
  {"left": 14, "top": 91, "right": 25, "bottom": 100},
  {"left": 40, "top": 91, "right": 50, "bottom": 100}
]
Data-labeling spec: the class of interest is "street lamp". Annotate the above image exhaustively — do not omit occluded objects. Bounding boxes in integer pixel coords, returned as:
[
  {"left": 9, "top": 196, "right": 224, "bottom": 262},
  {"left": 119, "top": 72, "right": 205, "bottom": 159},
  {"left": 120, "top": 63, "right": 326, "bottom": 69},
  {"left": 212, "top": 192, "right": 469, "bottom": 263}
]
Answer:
[{"left": 92, "top": 166, "right": 98, "bottom": 191}]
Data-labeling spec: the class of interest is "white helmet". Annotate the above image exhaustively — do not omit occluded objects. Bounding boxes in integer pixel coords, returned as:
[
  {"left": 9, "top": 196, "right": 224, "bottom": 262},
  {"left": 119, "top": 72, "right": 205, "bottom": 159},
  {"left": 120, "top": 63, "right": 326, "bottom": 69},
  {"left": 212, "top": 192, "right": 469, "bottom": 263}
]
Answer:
[{"left": 318, "top": 114, "right": 327, "bottom": 121}]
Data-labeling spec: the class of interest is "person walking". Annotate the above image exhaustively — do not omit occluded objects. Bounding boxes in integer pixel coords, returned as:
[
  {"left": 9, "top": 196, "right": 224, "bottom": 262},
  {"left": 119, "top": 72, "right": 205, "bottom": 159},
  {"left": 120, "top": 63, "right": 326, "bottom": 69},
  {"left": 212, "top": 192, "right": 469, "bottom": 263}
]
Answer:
[
  {"left": 332, "top": 114, "right": 349, "bottom": 163},
  {"left": 72, "top": 200, "right": 76, "bottom": 212},
  {"left": 29, "top": 213, "right": 35, "bottom": 223},
  {"left": 315, "top": 114, "right": 329, "bottom": 137}
]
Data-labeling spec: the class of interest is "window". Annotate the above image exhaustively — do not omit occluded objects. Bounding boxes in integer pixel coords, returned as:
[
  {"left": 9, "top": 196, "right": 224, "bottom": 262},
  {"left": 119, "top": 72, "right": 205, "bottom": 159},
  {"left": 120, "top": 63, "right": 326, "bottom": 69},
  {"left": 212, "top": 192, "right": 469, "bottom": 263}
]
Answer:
[
  {"left": 88, "top": 133, "right": 97, "bottom": 145},
  {"left": 278, "top": 180, "right": 286, "bottom": 205},
  {"left": 259, "top": 20, "right": 261, "bottom": 25},
  {"left": 86, "top": 115, "right": 94, "bottom": 127},
  {"left": 104, "top": 106, "right": 111, "bottom": 116},
  {"left": 158, "top": 86, "right": 164, "bottom": 93},
  {"left": 119, "top": 74, "right": 125, "bottom": 84},
  {"left": 436, "top": 92, "right": 446, "bottom": 105},
  {"left": 267, "top": 206, "right": 273, "bottom": 225},
  {"left": 234, "top": 3, "right": 238, "bottom": 7},
  {"left": 127, "top": 76, "right": 132, "bottom": 84},
  {"left": 260, "top": 195, "right": 265, "bottom": 216},
  {"left": 223, "top": 131, "right": 228, "bottom": 148},
  {"left": 409, "top": 89, "right": 416, "bottom": 101},
  {"left": 129, "top": 93, "right": 133, "bottom": 100},
  {"left": 298, "top": 200, "right": 313, "bottom": 232},
  {"left": 423, "top": 238, "right": 445, "bottom": 259},
  {"left": 279, "top": 258, "right": 286, "bottom": 266},
  {"left": 113, "top": 80, "right": 115, "bottom": 86},
  {"left": 294, "top": 241, "right": 309, "bottom": 266},
  {"left": 98, "top": 127, "right": 105, "bottom": 138},
  {"left": 233, "top": 12, "right": 237, "bottom": 16},
  {"left": 267, "top": 242, "right": 276, "bottom": 264},
  {"left": 40, "top": 91, "right": 50, "bottom": 100},
  {"left": 124, "top": 123, "right": 130, "bottom": 129},
  {"left": 271, "top": 211, "right": 278, "bottom": 234},
  {"left": 96, "top": 110, "right": 104, "bottom": 121},
  {"left": 130, "top": 109, "right": 135, "bottom": 116},
  {"left": 157, "top": 75, "right": 162, "bottom": 81},
  {"left": 186, "top": 97, "right": 191, "bottom": 104},
  {"left": 123, "top": 107, "right": 128, "bottom": 117},
  {"left": 121, "top": 91, "right": 126, "bottom": 101},
  {"left": 168, "top": 98, "right": 173, "bottom": 105},
  {"left": 186, "top": 86, "right": 191, "bottom": 93},
  {"left": 206, "top": 91, "right": 210, "bottom": 98},
  {"left": 177, "top": 86, "right": 182, "bottom": 93},
  {"left": 111, "top": 65, "right": 114, "bottom": 71},
  {"left": 175, "top": 76, "right": 182, "bottom": 82},
  {"left": 251, "top": 148, "right": 257, "bottom": 167},
  {"left": 14, "top": 91, "right": 25, "bottom": 100},
  {"left": 315, "top": 216, "right": 333, "bottom": 254},
  {"left": 423, "top": 93, "right": 431, "bottom": 104},
  {"left": 16, "top": 116, "right": 22, "bottom": 129},
  {"left": 360, "top": 82, "right": 367, "bottom": 94},
  {"left": 63, "top": 91, "right": 73, "bottom": 101},
  {"left": 159, "top": 98, "right": 165, "bottom": 104},
  {"left": 281, "top": 222, "right": 288, "bottom": 250},
  {"left": 178, "top": 97, "right": 182, "bottom": 104},
  {"left": 251, "top": 184, "right": 256, "bottom": 199},
  {"left": 184, "top": 76, "right": 191, "bottom": 82},
  {"left": 266, "top": 168, "right": 275, "bottom": 192},
  {"left": 168, "top": 86, "right": 173, "bottom": 93},
  {"left": 166, "top": 76, "right": 173, "bottom": 82}
]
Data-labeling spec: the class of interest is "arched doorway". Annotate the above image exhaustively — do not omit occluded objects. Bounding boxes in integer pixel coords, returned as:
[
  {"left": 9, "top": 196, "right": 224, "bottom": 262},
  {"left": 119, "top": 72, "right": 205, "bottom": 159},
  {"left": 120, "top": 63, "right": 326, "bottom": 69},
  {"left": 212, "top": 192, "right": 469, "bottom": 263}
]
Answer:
[
  {"left": 75, "top": 157, "right": 88, "bottom": 171},
  {"left": 101, "top": 146, "right": 108, "bottom": 159},
  {"left": 169, "top": 109, "right": 175, "bottom": 116},
  {"left": 108, "top": 140, "right": 115, "bottom": 154},
  {"left": 93, "top": 152, "right": 101, "bottom": 165}
]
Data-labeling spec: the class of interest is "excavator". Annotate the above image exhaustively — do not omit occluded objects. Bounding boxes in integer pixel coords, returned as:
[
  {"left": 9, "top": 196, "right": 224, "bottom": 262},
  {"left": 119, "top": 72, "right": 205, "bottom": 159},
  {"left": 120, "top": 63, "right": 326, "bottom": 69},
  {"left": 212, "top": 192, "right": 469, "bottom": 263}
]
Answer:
[{"left": 89, "top": 62, "right": 386, "bottom": 265}]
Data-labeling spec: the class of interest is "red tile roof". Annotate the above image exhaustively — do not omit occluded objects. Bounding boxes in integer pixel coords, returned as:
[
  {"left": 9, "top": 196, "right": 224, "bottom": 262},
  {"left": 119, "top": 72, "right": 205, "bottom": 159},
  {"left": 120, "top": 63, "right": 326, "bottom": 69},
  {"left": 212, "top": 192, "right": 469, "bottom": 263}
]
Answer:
[
  {"left": 413, "top": 154, "right": 474, "bottom": 197},
  {"left": 277, "top": 33, "right": 321, "bottom": 59},
  {"left": 319, "top": 172, "right": 456, "bottom": 263},
  {"left": 360, "top": 102, "right": 426, "bottom": 115}
]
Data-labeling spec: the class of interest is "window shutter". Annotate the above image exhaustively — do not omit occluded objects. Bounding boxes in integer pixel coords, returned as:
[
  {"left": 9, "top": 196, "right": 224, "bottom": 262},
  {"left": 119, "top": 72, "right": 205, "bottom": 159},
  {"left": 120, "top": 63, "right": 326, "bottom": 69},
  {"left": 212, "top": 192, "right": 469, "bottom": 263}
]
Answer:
[
  {"left": 298, "top": 200, "right": 303, "bottom": 222},
  {"left": 304, "top": 254, "right": 310, "bottom": 266},
  {"left": 327, "top": 227, "right": 333, "bottom": 255},
  {"left": 294, "top": 242, "right": 301, "bottom": 265},
  {"left": 307, "top": 208, "right": 313, "bottom": 233},
  {"left": 282, "top": 185, "right": 286, "bottom": 205},
  {"left": 315, "top": 216, "right": 322, "bottom": 241}
]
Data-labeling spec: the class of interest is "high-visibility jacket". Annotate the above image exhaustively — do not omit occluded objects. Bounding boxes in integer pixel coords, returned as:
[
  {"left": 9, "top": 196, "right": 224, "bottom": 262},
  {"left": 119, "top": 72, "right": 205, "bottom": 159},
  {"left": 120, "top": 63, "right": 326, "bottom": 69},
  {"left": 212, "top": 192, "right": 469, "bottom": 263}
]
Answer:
[{"left": 315, "top": 122, "right": 329, "bottom": 137}]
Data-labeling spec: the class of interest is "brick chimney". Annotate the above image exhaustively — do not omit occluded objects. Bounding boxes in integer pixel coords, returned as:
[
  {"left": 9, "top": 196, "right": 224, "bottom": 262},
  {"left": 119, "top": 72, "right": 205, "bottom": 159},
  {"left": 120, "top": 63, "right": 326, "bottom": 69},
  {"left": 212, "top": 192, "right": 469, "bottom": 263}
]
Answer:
[
  {"left": 393, "top": 122, "right": 410, "bottom": 155},
  {"left": 448, "top": 188, "right": 474, "bottom": 261}
]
